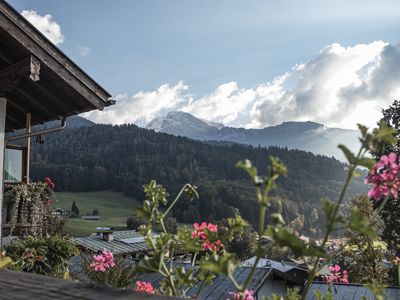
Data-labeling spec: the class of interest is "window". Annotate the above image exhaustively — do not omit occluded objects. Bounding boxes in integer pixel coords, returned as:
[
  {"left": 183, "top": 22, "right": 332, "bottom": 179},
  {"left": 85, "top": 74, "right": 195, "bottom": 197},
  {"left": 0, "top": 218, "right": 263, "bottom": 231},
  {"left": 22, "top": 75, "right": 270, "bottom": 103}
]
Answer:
[{"left": 4, "top": 147, "right": 24, "bottom": 183}]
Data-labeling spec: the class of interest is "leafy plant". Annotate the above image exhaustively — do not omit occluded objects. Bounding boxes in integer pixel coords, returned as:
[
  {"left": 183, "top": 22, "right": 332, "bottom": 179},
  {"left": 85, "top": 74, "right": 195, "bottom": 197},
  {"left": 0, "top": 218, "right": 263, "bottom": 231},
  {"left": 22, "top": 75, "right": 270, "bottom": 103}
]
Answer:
[
  {"left": 6, "top": 235, "right": 78, "bottom": 277},
  {"left": 6, "top": 177, "right": 62, "bottom": 237}
]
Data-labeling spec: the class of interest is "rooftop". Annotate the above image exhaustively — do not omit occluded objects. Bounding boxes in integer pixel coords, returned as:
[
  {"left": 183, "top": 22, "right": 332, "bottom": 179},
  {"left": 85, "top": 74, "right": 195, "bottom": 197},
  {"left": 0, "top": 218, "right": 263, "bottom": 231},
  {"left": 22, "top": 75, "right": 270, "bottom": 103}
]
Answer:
[
  {"left": 241, "top": 256, "right": 308, "bottom": 273},
  {"left": 74, "top": 230, "right": 150, "bottom": 255},
  {"left": 305, "top": 282, "right": 400, "bottom": 300},
  {"left": 137, "top": 265, "right": 271, "bottom": 300}
]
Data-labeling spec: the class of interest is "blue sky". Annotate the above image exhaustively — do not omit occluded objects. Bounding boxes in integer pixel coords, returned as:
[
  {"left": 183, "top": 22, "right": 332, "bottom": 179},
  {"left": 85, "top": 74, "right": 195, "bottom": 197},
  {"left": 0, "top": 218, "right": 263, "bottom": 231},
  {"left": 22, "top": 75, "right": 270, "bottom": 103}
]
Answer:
[{"left": 8, "top": 0, "right": 400, "bottom": 129}]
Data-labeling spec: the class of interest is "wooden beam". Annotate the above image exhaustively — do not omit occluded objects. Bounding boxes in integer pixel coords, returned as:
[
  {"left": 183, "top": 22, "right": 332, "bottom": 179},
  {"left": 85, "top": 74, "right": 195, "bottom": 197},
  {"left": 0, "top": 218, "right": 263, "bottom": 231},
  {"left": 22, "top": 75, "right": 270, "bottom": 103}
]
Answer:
[
  {"left": 0, "top": 8, "right": 110, "bottom": 109},
  {"left": 25, "top": 113, "right": 30, "bottom": 184},
  {"left": 0, "top": 97, "right": 7, "bottom": 249},
  {"left": 0, "top": 55, "right": 40, "bottom": 93}
]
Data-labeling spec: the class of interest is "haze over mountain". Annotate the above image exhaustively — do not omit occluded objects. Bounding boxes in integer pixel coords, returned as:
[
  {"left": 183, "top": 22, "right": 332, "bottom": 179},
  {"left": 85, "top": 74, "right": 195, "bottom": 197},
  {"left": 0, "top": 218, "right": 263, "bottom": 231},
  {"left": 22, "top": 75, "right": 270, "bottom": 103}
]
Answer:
[{"left": 147, "top": 111, "right": 360, "bottom": 161}]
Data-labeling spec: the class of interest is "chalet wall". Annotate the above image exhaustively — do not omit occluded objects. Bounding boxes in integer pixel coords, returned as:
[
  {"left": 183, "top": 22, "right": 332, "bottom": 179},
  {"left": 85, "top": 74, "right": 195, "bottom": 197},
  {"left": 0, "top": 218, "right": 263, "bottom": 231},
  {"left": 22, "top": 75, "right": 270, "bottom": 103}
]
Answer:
[{"left": 0, "top": 97, "right": 6, "bottom": 246}]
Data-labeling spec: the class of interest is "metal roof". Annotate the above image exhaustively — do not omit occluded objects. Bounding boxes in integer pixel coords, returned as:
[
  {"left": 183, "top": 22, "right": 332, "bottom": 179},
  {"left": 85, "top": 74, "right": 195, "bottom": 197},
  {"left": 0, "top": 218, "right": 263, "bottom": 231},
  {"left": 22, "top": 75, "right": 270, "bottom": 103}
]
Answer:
[
  {"left": 241, "top": 257, "right": 307, "bottom": 273},
  {"left": 305, "top": 282, "right": 400, "bottom": 300},
  {"left": 0, "top": 0, "right": 113, "bottom": 132},
  {"left": 74, "top": 230, "right": 150, "bottom": 255},
  {"left": 137, "top": 265, "right": 272, "bottom": 300}
]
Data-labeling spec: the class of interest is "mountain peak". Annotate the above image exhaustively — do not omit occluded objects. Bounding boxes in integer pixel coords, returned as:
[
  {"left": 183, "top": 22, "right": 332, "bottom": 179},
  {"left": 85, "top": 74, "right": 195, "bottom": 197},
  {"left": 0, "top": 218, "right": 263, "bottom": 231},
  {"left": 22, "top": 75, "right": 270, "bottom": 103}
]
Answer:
[{"left": 146, "top": 111, "right": 221, "bottom": 135}]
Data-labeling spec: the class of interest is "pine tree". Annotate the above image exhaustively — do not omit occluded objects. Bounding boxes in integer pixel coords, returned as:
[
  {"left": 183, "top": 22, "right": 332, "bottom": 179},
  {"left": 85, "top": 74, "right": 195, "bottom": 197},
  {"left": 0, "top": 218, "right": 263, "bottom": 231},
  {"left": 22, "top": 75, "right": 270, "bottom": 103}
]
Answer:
[{"left": 71, "top": 201, "right": 80, "bottom": 217}]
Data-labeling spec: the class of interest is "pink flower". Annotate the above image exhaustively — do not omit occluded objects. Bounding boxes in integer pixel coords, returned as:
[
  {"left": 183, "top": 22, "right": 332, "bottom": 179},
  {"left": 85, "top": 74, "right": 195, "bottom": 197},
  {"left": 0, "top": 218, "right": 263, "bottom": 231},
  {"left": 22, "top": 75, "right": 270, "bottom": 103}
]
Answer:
[
  {"left": 192, "top": 222, "right": 223, "bottom": 253},
  {"left": 365, "top": 152, "right": 400, "bottom": 201},
  {"left": 44, "top": 177, "right": 52, "bottom": 183},
  {"left": 89, "top": 249, "right": 115, "bottom": 272},
  {"left": 322, "top": 265, "right": 349, "bottom": 284},
  {"left": 134, "top": 281, "right": 155, "bottom": 294},
  {"left": 228, "top": 290, "right": 254, "bottom": 300},
  {"left": 207, "top": 223, "right": 218, "bottom": 232}
]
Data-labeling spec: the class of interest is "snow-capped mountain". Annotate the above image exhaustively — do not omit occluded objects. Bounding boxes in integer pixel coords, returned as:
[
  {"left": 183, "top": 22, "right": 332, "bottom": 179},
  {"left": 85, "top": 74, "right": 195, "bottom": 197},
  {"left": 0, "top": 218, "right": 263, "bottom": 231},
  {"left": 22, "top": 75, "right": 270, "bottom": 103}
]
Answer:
[{"left": 146, "top": 111, "right": 360, "bottom": 161}]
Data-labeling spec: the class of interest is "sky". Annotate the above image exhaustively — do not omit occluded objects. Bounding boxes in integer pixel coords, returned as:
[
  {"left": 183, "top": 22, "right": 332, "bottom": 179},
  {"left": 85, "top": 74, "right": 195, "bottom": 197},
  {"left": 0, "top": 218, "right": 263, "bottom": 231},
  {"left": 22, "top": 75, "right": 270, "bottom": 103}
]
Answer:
[{"left": 8, "top": 0, "right": 400, "bottom": 129}]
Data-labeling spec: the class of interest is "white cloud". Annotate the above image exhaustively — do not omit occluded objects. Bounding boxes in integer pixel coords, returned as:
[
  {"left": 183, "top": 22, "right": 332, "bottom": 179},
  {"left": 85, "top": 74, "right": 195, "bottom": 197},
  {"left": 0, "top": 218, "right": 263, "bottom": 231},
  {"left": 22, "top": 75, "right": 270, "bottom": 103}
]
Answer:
[
  {"left": 181, "top": 82, "right": 256, "bottom": 124},
  {"left": 85, "top": 40, "right": 400, "bottom": 130},
  {"left": 248, "top": 40, "right": 400, "bottom": 129},
  {"left": 82, "top": 82, "right": 189, "bottom": 126},
  {"left": 21, "top": 10, "right": 64, "bottom": 45},
  {"left": 77, "top": 46, "right": 91, "bottom": 57}
]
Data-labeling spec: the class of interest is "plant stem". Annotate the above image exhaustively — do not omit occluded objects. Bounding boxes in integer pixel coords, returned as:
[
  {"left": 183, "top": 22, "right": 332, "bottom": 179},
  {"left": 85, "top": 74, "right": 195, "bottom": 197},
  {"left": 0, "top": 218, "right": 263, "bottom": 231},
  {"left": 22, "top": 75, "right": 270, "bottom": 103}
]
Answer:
[
  {"left": 302, "top": 146, "right": 363, "bottom": 299},
  {"left": 192, "top": 252, "right": 197, "bottom": 267},
  {"left": 196, "top": 271, "right": 210, "bottom": 298},
  {"left": 377, "top": 195, "right": 390, "bottom": 214},
  {"left": 241, "top": 203, "right": 267, "bottom": 292},
  {"left": 164, "top": 184, "right": 190, "bottom": 218}
]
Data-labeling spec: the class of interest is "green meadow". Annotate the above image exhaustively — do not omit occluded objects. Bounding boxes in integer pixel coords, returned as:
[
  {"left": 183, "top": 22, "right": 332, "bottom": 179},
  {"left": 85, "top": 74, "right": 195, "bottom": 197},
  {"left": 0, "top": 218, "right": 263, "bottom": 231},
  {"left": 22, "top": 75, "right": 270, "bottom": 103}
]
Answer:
[{"left": 54, "top": 191, "right": 141, "bottom": 237}]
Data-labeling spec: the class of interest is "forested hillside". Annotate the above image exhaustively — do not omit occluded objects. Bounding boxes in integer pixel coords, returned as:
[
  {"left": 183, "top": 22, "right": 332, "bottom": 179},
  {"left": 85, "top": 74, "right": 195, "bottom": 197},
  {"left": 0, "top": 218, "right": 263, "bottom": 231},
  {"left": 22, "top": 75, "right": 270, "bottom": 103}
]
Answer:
[{"left": 30, "top": 124, "right": 367, "bottom": 235}]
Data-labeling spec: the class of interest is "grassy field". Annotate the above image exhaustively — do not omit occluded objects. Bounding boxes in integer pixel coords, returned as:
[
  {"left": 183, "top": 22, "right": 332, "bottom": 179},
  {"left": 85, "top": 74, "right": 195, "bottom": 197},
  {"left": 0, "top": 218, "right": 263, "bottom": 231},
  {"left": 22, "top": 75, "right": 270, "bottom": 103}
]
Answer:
[{"left": 55, "top": 191, "right": 141, "bottom": 237}]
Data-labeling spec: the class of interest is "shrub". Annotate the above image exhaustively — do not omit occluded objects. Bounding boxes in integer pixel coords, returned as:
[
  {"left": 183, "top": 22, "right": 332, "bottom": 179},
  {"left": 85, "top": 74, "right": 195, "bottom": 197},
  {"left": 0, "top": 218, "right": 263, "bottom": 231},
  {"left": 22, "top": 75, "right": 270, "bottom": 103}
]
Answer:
[
  {"left": 126, "top": 212, "right": 145, "bottom": 230},
  {"left": 6, "top": 235, "right": 78, "bottom": 277}
]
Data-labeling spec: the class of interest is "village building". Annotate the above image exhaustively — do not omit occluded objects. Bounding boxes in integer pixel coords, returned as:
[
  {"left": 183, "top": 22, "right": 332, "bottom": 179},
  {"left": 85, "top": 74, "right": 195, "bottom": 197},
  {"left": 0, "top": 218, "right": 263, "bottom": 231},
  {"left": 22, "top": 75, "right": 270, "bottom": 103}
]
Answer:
[{"left": 74, "top": 229, "right": 152, "bottom": 258}]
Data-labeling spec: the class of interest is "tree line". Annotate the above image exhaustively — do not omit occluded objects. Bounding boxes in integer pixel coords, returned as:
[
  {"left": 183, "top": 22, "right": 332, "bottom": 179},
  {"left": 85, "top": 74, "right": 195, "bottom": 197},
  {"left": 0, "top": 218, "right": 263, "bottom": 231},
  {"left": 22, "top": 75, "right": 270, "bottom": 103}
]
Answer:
[{"left": 30, "top": 123, "right": 367, "bottom": 235}]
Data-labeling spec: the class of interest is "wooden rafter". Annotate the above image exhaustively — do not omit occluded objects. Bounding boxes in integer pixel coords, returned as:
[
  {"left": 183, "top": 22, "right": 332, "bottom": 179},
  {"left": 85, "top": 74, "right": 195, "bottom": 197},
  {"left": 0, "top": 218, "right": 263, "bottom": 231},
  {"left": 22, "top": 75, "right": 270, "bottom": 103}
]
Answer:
[{"left": 0, "top": 55, "right": 40, "bottom": 94}]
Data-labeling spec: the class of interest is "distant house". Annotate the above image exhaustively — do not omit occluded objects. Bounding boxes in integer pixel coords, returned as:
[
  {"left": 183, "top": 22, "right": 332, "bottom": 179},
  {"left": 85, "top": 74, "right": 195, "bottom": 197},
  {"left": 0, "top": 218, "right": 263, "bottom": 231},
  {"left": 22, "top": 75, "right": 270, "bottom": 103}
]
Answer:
[
  {"left": 304, "top": 282, "right": 400, "bottom": 299},
  {"left": 81, "top": 215, "right": 101, "bottom": 221},
  {"left": 52, "top": 208, "right": 65, "bottom": 218},
  {"left": 73, "top": 229, "right": 152, "bottom": 258},
  {"left": 241, "top": 257, "right": 309, "bottom": 287}
]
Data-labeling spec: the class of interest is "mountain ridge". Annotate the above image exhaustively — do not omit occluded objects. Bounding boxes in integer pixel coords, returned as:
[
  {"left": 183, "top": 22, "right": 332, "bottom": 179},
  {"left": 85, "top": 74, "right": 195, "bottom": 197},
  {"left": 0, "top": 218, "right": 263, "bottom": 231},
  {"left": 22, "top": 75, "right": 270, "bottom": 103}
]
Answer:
[{"left": 146, "top": 111, "right": 359, "bottom": 160}]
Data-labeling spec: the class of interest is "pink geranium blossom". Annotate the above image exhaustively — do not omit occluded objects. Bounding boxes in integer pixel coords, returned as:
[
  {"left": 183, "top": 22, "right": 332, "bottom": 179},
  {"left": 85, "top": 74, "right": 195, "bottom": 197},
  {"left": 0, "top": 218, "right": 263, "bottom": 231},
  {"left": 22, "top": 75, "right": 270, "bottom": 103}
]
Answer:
[
  {"left": 365, "top": 152, "right": 400, "bottom": 201},
  {"left": 134, "top": 281, "right": 155, "bottom": 294},
  {"left": 227, "top": 290, "right": 254, "bottom": 300},
  {"left": 191, "top": 222, "right": 224, "bottom": 253},
  {"left": 322, "top": 265, "right": 349, "bottom": 284},
  {"left": 89, "top": 249, "right": 115, "bottom": 272}
]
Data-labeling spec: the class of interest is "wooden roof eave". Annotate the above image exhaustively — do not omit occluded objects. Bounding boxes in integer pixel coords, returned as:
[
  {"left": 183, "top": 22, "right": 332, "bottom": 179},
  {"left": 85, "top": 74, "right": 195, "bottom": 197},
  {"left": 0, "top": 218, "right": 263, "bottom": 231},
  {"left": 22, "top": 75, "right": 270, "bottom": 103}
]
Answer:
[{"left": 0, "top": 0, "right": 112, "bottom": 110}]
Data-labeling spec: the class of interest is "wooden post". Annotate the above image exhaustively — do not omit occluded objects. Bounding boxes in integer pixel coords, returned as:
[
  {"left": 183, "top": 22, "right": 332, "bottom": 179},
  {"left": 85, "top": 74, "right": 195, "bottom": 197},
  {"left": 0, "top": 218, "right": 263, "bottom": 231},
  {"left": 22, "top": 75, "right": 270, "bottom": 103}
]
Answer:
[
  {"left": 0, "top": 97, "right": 7, "bottom": 249},
  {"left": 25, "top": 113, "right": 31, "bottom": 184}
]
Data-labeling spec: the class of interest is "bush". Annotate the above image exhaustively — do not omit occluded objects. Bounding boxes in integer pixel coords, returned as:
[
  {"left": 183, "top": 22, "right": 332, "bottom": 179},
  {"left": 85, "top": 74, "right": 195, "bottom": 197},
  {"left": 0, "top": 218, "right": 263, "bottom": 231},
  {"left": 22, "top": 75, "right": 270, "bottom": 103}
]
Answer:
[
  {"left": 126, "top": 212, "right": 145, "bottom": 230},
  {"left": 6, "top": 235, "right": 78, "bottom": 277}
]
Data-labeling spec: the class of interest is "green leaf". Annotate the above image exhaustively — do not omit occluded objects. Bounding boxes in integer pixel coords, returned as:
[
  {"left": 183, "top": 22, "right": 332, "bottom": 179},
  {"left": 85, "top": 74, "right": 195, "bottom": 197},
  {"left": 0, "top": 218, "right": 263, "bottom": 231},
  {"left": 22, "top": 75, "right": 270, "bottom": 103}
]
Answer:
[
  {"left": 357, "top": 124, "right": 368, "bottom": 138},
  {"left": 270, "top": 156, "right": 288, "bottom": 177},
  {"left": 357, "top": 158, "right": 376, "bottom": 169},
  {"left": 338, "top": 144, "right": 356, "bottom": 164},
  {"left": 0, "top": 256, "right": 12, "bottom": 269},
  {"left": 348, "top": 208, "right": 377, "bottom": 239},
  {"left": 236, "top": 159, "right": 258, "bottom": 180},
  {"left": 266, "top": 225, "right": 327, "bottom": 258},
  {"left": 135, "top": 252, "right": 163, "bottom": 273},
  {"left": 201, "top": 252, "right": 237, "bottom": 277}
]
